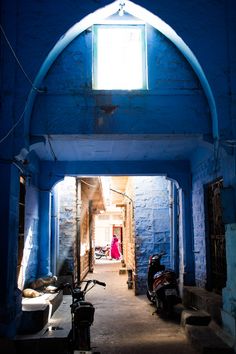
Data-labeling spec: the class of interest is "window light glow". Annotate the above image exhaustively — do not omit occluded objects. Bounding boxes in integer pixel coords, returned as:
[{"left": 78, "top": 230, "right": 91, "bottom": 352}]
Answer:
[{"left": 93, "top": 25, "right": 147, "bottom": 90}]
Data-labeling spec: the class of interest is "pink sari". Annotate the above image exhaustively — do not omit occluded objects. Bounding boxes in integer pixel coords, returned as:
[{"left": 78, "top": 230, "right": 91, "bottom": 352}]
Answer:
[{"left": 110, "top": 236, "right": 121, "bottom": 259}]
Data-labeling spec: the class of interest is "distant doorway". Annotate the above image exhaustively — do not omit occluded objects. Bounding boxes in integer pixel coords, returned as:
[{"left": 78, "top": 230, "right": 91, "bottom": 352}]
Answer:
[
  {"left": 113, "top": 225, "right": 123, "bottom": 254},
  {"left": 205, "top": 178, "right": 227, "bottom": 293}
]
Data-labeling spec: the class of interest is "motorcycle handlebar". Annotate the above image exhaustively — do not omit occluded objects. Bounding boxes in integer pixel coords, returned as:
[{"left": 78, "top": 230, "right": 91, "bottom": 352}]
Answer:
[
  {"left": 57, "top": 280, "right": 106, "bottom": 293},
  {"left": 151, "top": 251, "right": 167, "bottom": 260},
  {"left": 94, "top": 280, "right": 106, "bottom": 287},
  {"left": 155, "top": 251, "right": 166, "bottom": 256}
]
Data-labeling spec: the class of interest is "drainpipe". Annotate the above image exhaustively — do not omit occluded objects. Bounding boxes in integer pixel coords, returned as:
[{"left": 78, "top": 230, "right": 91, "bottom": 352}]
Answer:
[
  {"left": 110, "top": 188, "right": 134, "bottom": 218},
  {"left": 76, "top": 179, "right": 81, "bottom": 285},
  {"left": 169, "top": 182, "right": 174, "bottom": 270},
  {"left": 88, "top": 200, "right": 94, "bottom": 273},
  {"left": 50, "top": 190, "right": 57, "bottom": 275}
]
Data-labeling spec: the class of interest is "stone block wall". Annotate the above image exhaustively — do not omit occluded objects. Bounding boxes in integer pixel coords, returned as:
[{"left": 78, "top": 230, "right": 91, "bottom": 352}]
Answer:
[
  {"left": 57, "top": 177, "right": 99, "bottom": 282},
  {"left": 58, "top": 177, "right": 77, "bottom": 277},
  {"left": 22, "top": 185, "right": 39, "bottom": 288},
  {"left": 133, "top": 176, "right": 171, "bottom": 295},
  {"left": 192, "top": 154, "right": 225, "bottom": 288}
]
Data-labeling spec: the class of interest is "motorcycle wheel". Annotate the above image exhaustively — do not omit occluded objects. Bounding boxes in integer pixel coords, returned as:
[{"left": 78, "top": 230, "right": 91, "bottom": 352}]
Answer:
[
  {"left": 78, "top": 325, "right": 91, "bottom": 351},
  {"left": 146, "top": 290, "right": 155, "bottom": 303},
  {"left": 155, "top": 295, "right": 174, "bottom": 318},
  {"left": 95, "top": 254, "right": 102, "bottom": 259}
]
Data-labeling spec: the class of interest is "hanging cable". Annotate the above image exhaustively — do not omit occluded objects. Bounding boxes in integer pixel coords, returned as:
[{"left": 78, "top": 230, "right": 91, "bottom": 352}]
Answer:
[
  {"left": 81, "top": 179, "right": 98, "bottom": 188},
  {"left": 110, "top": 187, "right": 133, "bottom": 203},
  {"left": 47, "top": 135, "right": 57, "bottom": 161},
  {"left": 0, "top": 103, "right": 28, "bottom": 144},
  {"left": 0, "top": 23, "right": 44, "bottom": 93}
]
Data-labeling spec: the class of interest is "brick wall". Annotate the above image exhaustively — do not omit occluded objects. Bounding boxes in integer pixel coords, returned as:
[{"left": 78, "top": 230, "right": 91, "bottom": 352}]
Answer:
[
  {"left": 80, "top": 189, "right": 90, "bottom": 279},
  {"left": 122, "top": 177, "right": 135, "bottom": 272}
]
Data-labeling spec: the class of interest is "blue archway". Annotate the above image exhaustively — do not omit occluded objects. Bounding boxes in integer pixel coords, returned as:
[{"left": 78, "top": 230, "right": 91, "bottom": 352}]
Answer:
[{"left": 24, "top": 0, "right": 219, "bottom": 145}]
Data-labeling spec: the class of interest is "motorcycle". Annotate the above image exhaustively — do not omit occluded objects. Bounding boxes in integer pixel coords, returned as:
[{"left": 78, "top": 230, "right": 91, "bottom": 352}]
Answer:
[
  {"left": 146, "top": 251, "right": 181, "bottom": 317},
  {"left": 59, "top": 279, "right": 106, "bottom": 353},
  {"left": 95, "top": 245, "right": 110, "bottom": 259}
]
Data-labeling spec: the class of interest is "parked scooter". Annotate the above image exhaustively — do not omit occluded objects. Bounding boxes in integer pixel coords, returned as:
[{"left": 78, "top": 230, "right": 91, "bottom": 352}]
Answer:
[
  {"left": 95, "top": 245, "right": 110, "bottom": 259},
  {"left": 146, "top": 251, "right": 181, "bottom": 317}
]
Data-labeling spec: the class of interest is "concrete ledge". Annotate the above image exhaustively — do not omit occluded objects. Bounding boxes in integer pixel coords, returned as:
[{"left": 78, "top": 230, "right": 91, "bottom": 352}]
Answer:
[
  {"left": 15, "top": 295, "right": 71, "bottom": 354},
  {"left": 181, "top": 309, "right": 211, "bottom": 326},
  {"left": 18, "top": 291, "right": 63, "bottom": 334},
  {"left": 185, "top": 324, "right": 234, "bottom": 354},
  {"left": 183, "top": 286, "right": 222, "bottom": 325}
]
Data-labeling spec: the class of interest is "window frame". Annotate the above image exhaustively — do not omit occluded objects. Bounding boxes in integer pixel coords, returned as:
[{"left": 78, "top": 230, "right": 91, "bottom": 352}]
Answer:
[{"left": 92, "top": 23, "right": 148, "bottom": 90}]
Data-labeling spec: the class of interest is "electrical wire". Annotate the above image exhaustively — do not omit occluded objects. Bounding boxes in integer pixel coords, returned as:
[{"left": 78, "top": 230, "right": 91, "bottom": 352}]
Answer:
[
  {"left": 110, "top": 187, "right": 133, "bottom": 203},
  {"left": 0, "top": 23, "right": 47, "bottom": 144},
  {"left": 47, "top": 135, "right": 57, "bottom": 161},
  {"left": 0, "top": 103, "right": 27, "bottom": 144},
  {"left": 0, "top": 23, "right": 44, "bottom": 93},
  {"left": 81, "top": 179, "right": 98, "bottom": 188}
]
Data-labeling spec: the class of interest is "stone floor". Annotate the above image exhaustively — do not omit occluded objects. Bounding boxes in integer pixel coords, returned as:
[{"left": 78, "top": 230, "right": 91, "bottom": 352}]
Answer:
[
  {"left": 85, "top": 261, "right": 198, "bottom": 354},
  {"left": 13, "top": 260, "right": 234, "bottom": 353},
  {"left": 13, "top": 260, "right": 199, "bottom": 353}
]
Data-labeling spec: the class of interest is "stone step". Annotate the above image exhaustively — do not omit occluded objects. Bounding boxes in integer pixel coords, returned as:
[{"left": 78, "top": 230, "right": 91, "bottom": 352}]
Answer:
[
  {"left": 183, "top": 286, "right": 222, "bottom": 325},
  {"left": 185, "top": 324, "right": 234, "bottom": 354},
  {"left": 181, "top": 309, "right": 211, "bottom": 326},
  {"left": 119, "top": 267, "right": 127, "bottom": 274}
]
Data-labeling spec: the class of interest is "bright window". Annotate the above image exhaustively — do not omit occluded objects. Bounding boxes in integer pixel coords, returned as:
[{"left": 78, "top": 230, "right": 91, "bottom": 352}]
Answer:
[{"left": 93, "top": 25, "right": 147, "bottom": 90}]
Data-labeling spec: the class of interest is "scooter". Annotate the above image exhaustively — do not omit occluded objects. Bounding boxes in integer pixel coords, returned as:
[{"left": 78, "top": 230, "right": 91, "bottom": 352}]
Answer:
[
  {"left": 146, "top": 251, "right": 181, "bottom": 317},
  {"left": 95, "top": 245, "right": 110, "bottom": 259}
]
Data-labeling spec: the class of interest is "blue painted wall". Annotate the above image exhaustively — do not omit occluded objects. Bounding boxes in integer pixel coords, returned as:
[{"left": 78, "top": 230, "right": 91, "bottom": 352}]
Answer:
[
  {"left": 30, "top": 24, "right": 210, "bottom": 137},
  {"left": 0, "top": 0, "right": 233, "bottom": 150},
  {"left": 0, "top": 0, "right": 236, "bottom": 341},
  {"left": 191, "top": 147, "right": 236, "bottom": 288},
  {"left": 22, "top": 185, "right": 40, "bottom": 287},
  {"left": 134, "top": 176, "right": 171, "bottom": 294}
]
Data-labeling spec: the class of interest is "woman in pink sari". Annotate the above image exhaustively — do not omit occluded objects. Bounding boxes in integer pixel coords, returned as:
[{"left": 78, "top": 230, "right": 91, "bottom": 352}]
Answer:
[{"left": 110, "top": 235, "right": 121, "bottom": 260}]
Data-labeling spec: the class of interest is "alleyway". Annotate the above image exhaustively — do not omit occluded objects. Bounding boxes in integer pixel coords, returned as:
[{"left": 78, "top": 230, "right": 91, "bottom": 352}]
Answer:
[{"left": 86, "top": 261, "right": 198, "bottom": 354}]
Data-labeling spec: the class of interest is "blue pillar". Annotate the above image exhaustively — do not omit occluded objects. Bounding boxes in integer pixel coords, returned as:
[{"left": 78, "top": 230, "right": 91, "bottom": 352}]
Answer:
[
  {"left": 221, "top": 223, "right": 236, "bottom": 345},
  {"left": 172, "top": 183, "right": 179, "bottom": 275},
  {"left": 51, "top": 188, "right": 59, "bottom": 275},
  {"left": 178, "top": 175, "right": 195, "bottom": 287},
  {"left": 0, "top": 162, "right": 22, "bottom": 337},
  {"left": 38, "top": 190, "right": 52, "bottom": 277}
]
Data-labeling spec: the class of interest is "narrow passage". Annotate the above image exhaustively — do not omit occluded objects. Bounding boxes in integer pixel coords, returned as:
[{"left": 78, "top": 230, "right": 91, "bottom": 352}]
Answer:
[{"left": 87, "top": 261, "right": 198, "bottom": 354}]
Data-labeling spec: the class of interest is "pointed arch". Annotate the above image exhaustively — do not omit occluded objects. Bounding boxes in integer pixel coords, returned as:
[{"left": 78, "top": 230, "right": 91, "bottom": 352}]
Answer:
[{"left": 24, "top": 0, "right": 218, "bottom": 143}]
